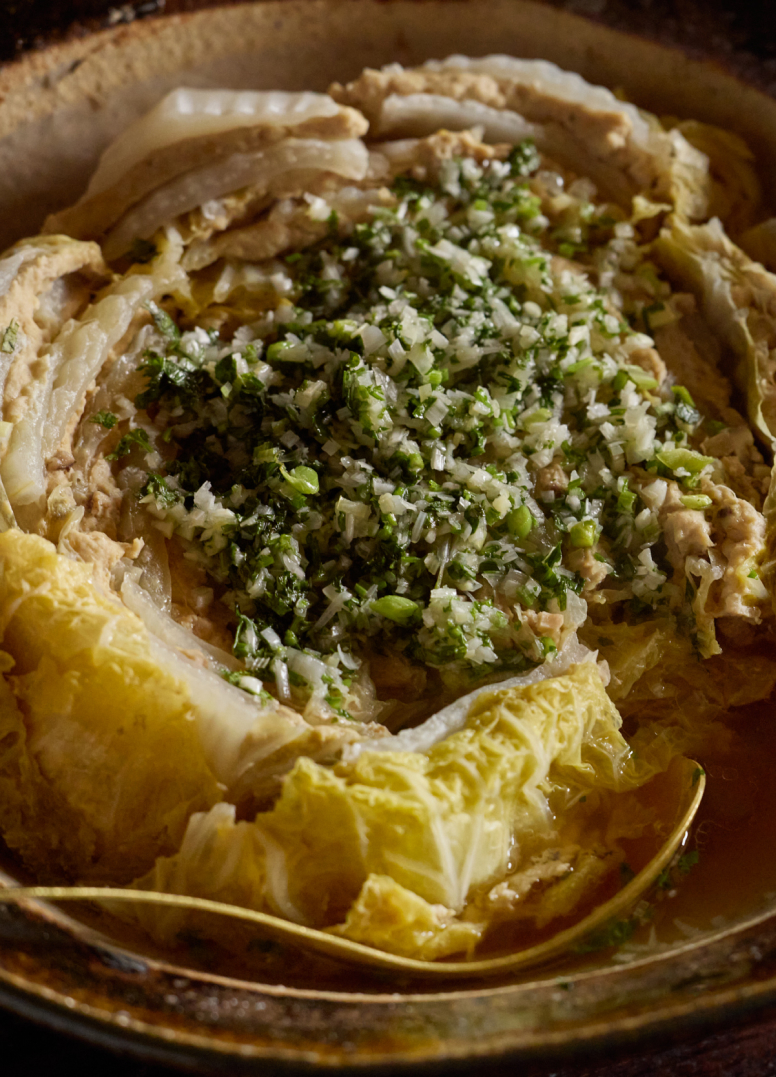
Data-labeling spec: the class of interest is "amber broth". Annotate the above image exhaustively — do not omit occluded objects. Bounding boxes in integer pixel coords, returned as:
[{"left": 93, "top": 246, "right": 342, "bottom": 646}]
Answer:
[
  {"left": 2, "top": 698, "right": 775, "bottom": 994},
  {"left": 639, "top": 697, "right": 776, "bottom": 946}
]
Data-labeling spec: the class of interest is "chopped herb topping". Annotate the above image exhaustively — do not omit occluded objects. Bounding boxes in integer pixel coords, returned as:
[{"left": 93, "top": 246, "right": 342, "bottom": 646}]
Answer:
[
  {"left": 574, "top": 896, "right": 655, "bottom": 954},
  {"left": 1, "top": 320, "right": 18, "bottom": 354},
  {"left": 106, "top": 427, "right": 153, "bottom": 461},
  {"left": 125, "top": 143, "right": 721, "bottom": 706},
  {"left": 574, "top": 910, "right": 646, "bottom": 954},
  {"left": 656, "top": 847, "right": 700, "bottom": 892},
  {"left": 677, "top": 849, "right": 700, "bottom": 875},
  {"left": 656, "top": 866, "right": 673, "bottom": 891},
  {"left": 89, "top": 410, "right": 119, "bottom": 430}
]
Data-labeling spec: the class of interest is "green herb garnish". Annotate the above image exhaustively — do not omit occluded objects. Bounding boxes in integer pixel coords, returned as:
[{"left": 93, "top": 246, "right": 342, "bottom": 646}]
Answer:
[
  {"left": 1, "top": 320, "right": 18, "bottom": 354},
  {"left": 89, "top": 410, "right": 118, "bottom": 429},
  {"left": 106, "top": 428, "right": 153, "bottom": 461}
]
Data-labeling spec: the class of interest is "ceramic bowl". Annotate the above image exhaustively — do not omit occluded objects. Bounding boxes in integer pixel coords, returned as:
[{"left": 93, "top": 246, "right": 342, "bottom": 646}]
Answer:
[{"left": 2, "top": 2, "right": 776, "bottom": 1070}]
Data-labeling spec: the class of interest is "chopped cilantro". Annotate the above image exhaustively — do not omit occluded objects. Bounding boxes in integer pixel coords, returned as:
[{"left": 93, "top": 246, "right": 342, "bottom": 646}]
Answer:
[
  {"left": 677, "top": 849, "right": 700, "bottom": 876},
  {"left": 115, "top": 142, "right": 732, "bottom": 704},
  {"left": 140, "top": 472, "right": 178, "bottom": 506},
  {"left": 89, "top": 410, "right": 118, "bottom": 429},
  {"left": 135, "top": 351, "right": 201, "bottom": 409},
  {"left": 1, "top": 320, "right": 18, "bottom": 354},
  {"left": 106, "top": 428, "right": 153, "bottom": 461},
  {"left": 574, "top": 915, "right": 641, "bottom": 954}
]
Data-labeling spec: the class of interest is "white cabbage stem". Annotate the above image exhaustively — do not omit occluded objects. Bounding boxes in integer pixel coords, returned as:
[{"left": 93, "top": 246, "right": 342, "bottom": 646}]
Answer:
[
  {"left": 2, "top": 254, "right": 183, "bottom": 514},
  {"left": 120, "top": 572, "right": 241, "bottom": 672},
  {"left": 345, "top": 636, "right": 597, "bottom": 759},
  {"left": 377, "top": 94, "right": 541, "bottom": 143},
  {"left": 86, "top": 89, "right": 343, "bottom": 199},
  {"left": 104, "top": 138, "right": 369, "bottom": 259}
]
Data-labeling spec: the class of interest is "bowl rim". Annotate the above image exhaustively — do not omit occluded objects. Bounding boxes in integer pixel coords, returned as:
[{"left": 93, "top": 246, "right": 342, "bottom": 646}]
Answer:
[{"left": 4, "top": 894, "right": 776, "bottom": 1071}]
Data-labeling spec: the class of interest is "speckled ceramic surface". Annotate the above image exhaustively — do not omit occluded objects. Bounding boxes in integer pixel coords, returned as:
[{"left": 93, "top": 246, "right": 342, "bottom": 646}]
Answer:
[
  {"left": 2, "top": 2, "right": 776, "bottom": 1069},
  {"left": 5, "top": 865, "right": 776, "bottom": 1072}
]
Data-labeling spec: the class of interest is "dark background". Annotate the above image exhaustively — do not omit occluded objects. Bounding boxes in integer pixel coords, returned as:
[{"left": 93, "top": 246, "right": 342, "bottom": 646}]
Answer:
[
  {"left": 2, "top": 0, "right": 776, "bottom": 1073},
  {"left": 1, "top": 0, "right": 776, "bottom": 72}
]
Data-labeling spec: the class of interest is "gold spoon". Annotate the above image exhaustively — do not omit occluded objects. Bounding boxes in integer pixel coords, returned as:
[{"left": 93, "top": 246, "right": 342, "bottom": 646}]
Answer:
[{"left": 0, "top": 757, "right": 704, "bottom": 979}]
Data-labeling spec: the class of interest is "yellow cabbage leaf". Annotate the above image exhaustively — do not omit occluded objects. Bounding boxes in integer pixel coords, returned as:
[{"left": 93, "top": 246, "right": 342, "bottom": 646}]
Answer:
[
  {"left": 0, "top": 529, "right": 222, "bottom": 881},
  {"left": 671, "top": 120, "right": 761, "bottom": 234},
  {"left": 328, "top": 874, "right": 486, "bottom": 960},
  {"left": 654, "top": 215, "right": 776, "bottom": 447},
  {"left": 580, "top": 619, "right": 673, "bottom": 702},
  {"left": 132, "top": 663, "right": 664, "bottom": 957}
]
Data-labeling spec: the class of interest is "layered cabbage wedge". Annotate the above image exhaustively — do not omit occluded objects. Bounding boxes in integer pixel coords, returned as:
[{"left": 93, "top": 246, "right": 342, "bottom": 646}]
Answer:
[{"left": 0, "top": 57, "right": 774, "bottom": 963}]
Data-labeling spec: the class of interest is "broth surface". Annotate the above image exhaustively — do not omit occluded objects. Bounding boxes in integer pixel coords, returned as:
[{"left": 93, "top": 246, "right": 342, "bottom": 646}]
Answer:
[{"left": 3, "top": 695, "right": 772, "bottom": 993}]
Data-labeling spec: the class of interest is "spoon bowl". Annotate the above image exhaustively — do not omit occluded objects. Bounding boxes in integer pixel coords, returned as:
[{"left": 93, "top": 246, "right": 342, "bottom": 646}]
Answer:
[{"left": 0, "top": 756, "right": 705, "bottom": 979}]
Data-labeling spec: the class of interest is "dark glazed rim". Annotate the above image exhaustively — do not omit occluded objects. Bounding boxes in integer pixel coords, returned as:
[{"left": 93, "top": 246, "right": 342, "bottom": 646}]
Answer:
[
  {"left": 3, "top": 908, "right": 776, "bottom": 1075},
  {"left": 1, "top": 1, "right": 776, "bottom": 1070},
  {"left": 5, "top": 856, "right": 776, "bottom": 1069}
]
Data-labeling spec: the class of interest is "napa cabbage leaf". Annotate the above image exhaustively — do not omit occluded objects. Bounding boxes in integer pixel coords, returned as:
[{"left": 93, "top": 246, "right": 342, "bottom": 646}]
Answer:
[
  {"left": 132, "top": 662, "right": 664, "bottom": 957},
  {"left": 0, "top": 531, "right": 363, "bottom": 881},
  {"left": 654, "top": 215, "right": 776, "bottom": 447},
  {"left": 580, "top": 619, "right": 674, "bottom": 702},
  {"left": 0, "top": 529, "right": 221, "bottom": 881}
]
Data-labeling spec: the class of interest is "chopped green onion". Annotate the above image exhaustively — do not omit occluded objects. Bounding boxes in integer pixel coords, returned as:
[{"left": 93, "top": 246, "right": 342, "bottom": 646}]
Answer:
[
  {"left": 1, "top": 320, "right": 18, "bottom": 354},
  {"left": 679, "top": 494, "right": 712, "bottom": 510},
  {"left": 370, "top": 596, "right": 420, "bottom": 625},
  {"left": 117, "top": 140, "right": 723, "bottom": 704},
  {"left": 507, "top": 505, "right": 534, "bottom": 539},
  {"left": 656, "top": 448, "right": 714, "bottom": 475},
  {"left": 330, "top": 319, "right": 361, "bottom": 340},
  {"left": 616, "top": 483, "right": 637, "bottom": 513},
  {"left": 507, "top": 139, "right": 540, "bottom": 177},
  {"left": 89, "top": 410, "right": 118, "bottom": 429},
  {"left": 672, "top": 385, "right": 696, "bottom": 408},
  {"left": 538, "top": 636, "right": 558, "bottom": 658},
  {"left": 523, "top": 407, "right": 552, "bottom": 428},
  {"left": 569, "top": 520, "right": 599, "bottom": 548},
  {"left": 267, "top": 341, "right": 294, "bottom": 362},
  {"left": 613, "top": 364, "right": 658, "bottom": 392},
  {"left": 281, "top": 465, "right": 319, "bottom": 496}
]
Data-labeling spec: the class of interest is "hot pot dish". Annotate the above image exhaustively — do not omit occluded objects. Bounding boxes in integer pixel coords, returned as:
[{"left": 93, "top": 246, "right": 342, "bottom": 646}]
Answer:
[{"left": 0, "top": 54, "right": 774, "bottom": 969}]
